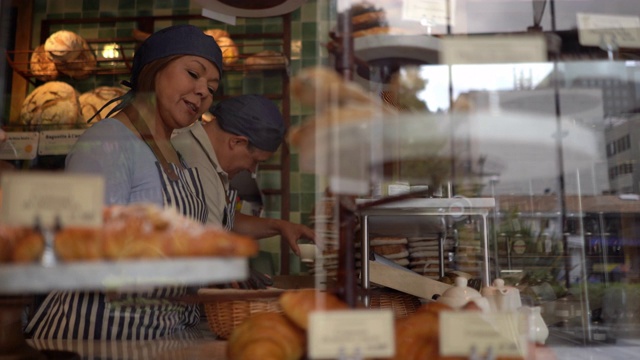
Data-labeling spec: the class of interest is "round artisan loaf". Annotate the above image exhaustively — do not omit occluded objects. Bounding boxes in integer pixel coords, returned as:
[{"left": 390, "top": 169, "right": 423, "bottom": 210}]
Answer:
[
  {"left": 56, "top": 41, "right": 96, "bottom": 79},
  {"left": 19, "top": 81, "right": 83, "bottom": 127},
  {"left": 79, "top": 86, "right": 127, "bottom": 123},
  {"left": 203, "top": 28, "right": 239, "bottom": 65},
  {"left": 203, "top": 28, "right": 230, "bottom": 40},
  {"left": 30, "top": 44, "right": 59, "bottom": 81},
  {"left": 216, "top": 36, "right": 240, "bottom": 65},
  {"left": 44, "top": 30, "right": 86, "bottom": 63}
]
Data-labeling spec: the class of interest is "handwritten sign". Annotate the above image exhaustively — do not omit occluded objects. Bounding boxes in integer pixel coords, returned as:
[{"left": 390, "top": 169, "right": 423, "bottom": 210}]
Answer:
[
  {"left": 308, "top": 309, "right": 394, "bottom": 359},
  {"left": 440, "top": 35, "right": 547, "bottom": 64},
  {"left": 1, "top": 172, "right": 104, "bottom": 228},
  {"left": 440, "top": 311, "right": 529, "bottom": 358},
  {"left": 402, "top": 0, "right": 454, "bottom": 26},
  {"left": 577, "top": 13, "right": 640, "bottom": 48}
]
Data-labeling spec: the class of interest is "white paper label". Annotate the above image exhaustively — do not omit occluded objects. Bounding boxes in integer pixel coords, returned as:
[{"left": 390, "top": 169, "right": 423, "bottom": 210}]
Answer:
[
  {"left": 402, "top": 0, "right": 455, "bottom": 26},
  {"left": 0, "top": 132, "right": 39, "bottom": 160},
  {"left": 440, "top": 312, "right": 528, "bottom": 358},
  {"left": 577, "top": 13, "right": 640, "bottom": 48},
  {"left": 1, "top": 172, "right": 104, "bottom": 228},
  {"left": 308, "top": 309, "right": 395, "bottom": 359},
  {"left": 440, "top": 35, "right": 547, "bottom": 64},
  {"left": 38, "top": 129, "right": 85, "bottom": 155}
]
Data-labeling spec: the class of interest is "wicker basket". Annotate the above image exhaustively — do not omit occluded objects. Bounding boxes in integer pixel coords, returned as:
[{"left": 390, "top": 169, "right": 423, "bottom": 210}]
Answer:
[
  {"left": 200, "top": 287, "right": 422, "bottom": 339},
  {"left": 199, "top": 288, "right": 285, "bottom": 340},
  {"left": 369, "top": 288, "right": 422, "bottom": 319}
]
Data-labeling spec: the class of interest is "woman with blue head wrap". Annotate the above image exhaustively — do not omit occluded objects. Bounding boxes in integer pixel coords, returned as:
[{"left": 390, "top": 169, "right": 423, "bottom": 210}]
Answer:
[{"left": 26, "top": 25, "right": 223, "bottom": 342}]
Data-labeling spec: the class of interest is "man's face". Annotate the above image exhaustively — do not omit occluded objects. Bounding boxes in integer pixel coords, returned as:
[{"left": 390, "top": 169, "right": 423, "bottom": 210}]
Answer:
[{"left": 227, "top": 140, "right": 274, "bottom": 179}]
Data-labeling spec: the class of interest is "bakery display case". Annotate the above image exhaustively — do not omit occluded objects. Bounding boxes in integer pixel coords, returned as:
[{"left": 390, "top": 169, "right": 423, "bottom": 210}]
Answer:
[{"left": 4, "top": 0, "right": 640, "bottom": 359}]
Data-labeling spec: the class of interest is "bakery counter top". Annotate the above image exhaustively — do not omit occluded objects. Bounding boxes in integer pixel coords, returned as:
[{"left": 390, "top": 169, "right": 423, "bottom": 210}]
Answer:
[
  {"left": 28, "top": 324, "right": 230, "bottom": 360},
  {"left": 26, "top": 323, "right": 639, "bottom": 360}
]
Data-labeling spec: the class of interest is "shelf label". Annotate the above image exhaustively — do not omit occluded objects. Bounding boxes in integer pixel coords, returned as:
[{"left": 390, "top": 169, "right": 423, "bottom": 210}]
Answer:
[
  {"left": 308, "top": 309, "right": 395, "bottom": 359},
  {"left": 38, "top": 129, "right": 85, "bottom": 155},
  {"left": 440, "top": 312, "right": 528, "bottom": 358},
  {"left": 402, "top": 0, "right": 455, "bottom": 26},
  {"left": 0, "top": 132, "right": 38, "bottom": 160},
  {"left": 441, "top": 35, "right": 547, "bottom": 64},
  {"left": 577, "top": 13, "right": 640, "bottom": 48},
  {"left": 1, "top": 172, "right": 104, "bottom": 228}
]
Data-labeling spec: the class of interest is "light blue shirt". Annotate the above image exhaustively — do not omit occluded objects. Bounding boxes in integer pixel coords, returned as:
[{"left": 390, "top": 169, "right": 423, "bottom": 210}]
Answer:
[{"left": 65, "top": 118, "right": 164, "bottom": 207}]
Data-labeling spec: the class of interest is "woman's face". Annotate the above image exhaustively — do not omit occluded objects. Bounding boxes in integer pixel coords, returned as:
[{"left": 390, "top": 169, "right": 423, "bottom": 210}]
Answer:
[{"left": 154, "top": 55, "right": 220, "bottom": 130}]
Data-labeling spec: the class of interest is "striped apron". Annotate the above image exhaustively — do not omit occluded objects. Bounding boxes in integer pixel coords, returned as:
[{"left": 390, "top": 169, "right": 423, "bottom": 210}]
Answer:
[
  {"left": 188, "top": 129, "right": 237, "bottom": 231},
  {"left": 26, "top": 161, "right": 208, "bottom": 341}
]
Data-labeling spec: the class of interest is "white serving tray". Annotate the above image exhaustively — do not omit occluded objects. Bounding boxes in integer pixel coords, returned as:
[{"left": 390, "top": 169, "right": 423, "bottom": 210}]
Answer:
[{"left": 0, "top": 257, "right": 249, "bottom": 294}]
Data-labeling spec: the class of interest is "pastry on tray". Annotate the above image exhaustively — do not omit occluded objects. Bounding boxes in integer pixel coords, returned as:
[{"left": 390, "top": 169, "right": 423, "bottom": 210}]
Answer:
[
  {"left": 0, "top": 203, "right": 258, "bottom": 264},
  {"left": 54, "top": 203, "right": 258, "bottom": 261}
]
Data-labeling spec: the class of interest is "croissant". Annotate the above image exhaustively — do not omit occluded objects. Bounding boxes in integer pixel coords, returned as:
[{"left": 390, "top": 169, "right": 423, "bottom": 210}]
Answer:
[
  {"left": 0, "top": 225, "right": 44, "bottom": 263},
  {"left": 278, "top": 288, "right": 349, "bottom": 330},
  {"left": 227, "top": 312, "right": 305, "bottom": 360},
  {"left": 54, "top": 204, "right": 259, "bottom": 261},
  {"left": 388, "top": 302, "right": 462, "bottom": 360}
]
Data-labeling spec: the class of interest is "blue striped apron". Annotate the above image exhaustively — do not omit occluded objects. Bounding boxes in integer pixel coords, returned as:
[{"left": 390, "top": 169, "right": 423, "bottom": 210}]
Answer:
[{"left": 26, "top": 161, "right": 208, "bottom": 341}]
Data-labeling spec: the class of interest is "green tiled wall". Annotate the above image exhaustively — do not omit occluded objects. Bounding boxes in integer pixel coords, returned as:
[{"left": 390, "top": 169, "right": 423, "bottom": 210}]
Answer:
[{"left": 30, "top": 0, "right": 332, "bottom": 273}]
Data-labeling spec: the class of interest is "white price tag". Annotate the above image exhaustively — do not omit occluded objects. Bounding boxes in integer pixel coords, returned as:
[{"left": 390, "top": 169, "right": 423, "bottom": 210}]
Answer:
[
  {"left": 0, "top": 132, "right": 39, "bottom": 160},
  {"left": 440, "top": 312, "right": 528, "bottom": 358},
  {"left": 308, "top": 309, "right": 395, "bottom": 359},
  {"left": 577, "top": 13, "right": 640, "bottom": 48},
  {"left": 440, "top": 35, "right": 547, "bottom": 64},
  {"left": 38, "top": 129, "right": 85, "bottom": 155},
  {"left": 402, "top": 0, "right": 455, "bottom": 26},
  {"left": 1, "top": 172, "right": 104, "bottom": 228}
]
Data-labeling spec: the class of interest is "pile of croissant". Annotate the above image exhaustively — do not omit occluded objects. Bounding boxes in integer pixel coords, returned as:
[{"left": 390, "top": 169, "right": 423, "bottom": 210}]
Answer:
[
  {"left": 227, "top": 289, "right": 530, "bottom": 360},
  {"left": 0, "top": 203, "right": 258, "bottom": 263}
]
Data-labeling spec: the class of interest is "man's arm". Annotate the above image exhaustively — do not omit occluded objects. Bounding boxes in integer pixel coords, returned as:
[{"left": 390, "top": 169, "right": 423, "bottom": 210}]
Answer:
[{"left": 232, "top": 213, "right": 316, "bottom": 256}]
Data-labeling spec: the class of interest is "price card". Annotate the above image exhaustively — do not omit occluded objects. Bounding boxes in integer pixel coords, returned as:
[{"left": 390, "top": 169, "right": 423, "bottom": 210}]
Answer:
[
  {"left": 440, "top": 311, "right": 528, "bottom": 358},
  {"left": 38, "top": 129, "right": 85, "bottom": 155},
  {"left": 1, "top": 172, "right": 104, "bottom": 228},
  {"left": 308, "top": 309, "right": 394, "bottom": 359},
  {"left": 0, "top": 132, "right": 39, "bottom": 160},
  {"left": 440, "top": 35, "right": 547, "bottom": 64},
  {"left": 577, "top": 13, "right": 640, "bottom": 48},
  {"left": 402, "top": 0, "right": 454, "bottom": 26}
]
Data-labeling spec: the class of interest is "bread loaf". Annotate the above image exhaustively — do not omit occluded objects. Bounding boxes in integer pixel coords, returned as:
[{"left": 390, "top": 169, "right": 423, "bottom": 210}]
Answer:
[
  {"left": 44, "top": 30, "right": 85, "bottom": 63},
  {"left": 30, "top": 44, "right": 59, "bottom": 81},
  {"left": 216, "top": 37, "right": 239, "bottom": 65},
  {"left": 278, "top": 289, "right": 348, "bottom": 330},
  {"left": 203, "top": 29, "right": 239, "bottom": 65},
  {"left": 245, "top": 50, "right": 288, "bottom": 67},
  {"left": 79, "top": 86, "right": 127, "bottom": 123},
  {"left": 19, "top": 81, "right": 83, "bottom": 127},
  {"left": 54, "top": 203, "right": 259, "bottom": 261},
  {"left": 56, "top": 41, "right": 96, "bottom": 79},
  {"left": 227, "top": 312, "right": 305, "bottom": 360},
  {"left": 203, "top": 28, "right": 230, "bottom": 40}
]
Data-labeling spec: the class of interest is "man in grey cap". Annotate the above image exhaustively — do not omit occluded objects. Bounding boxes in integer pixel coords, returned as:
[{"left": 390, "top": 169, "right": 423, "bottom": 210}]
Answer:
[{"left": 173, "top": 94, "right": 315, "bottom": 258}]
